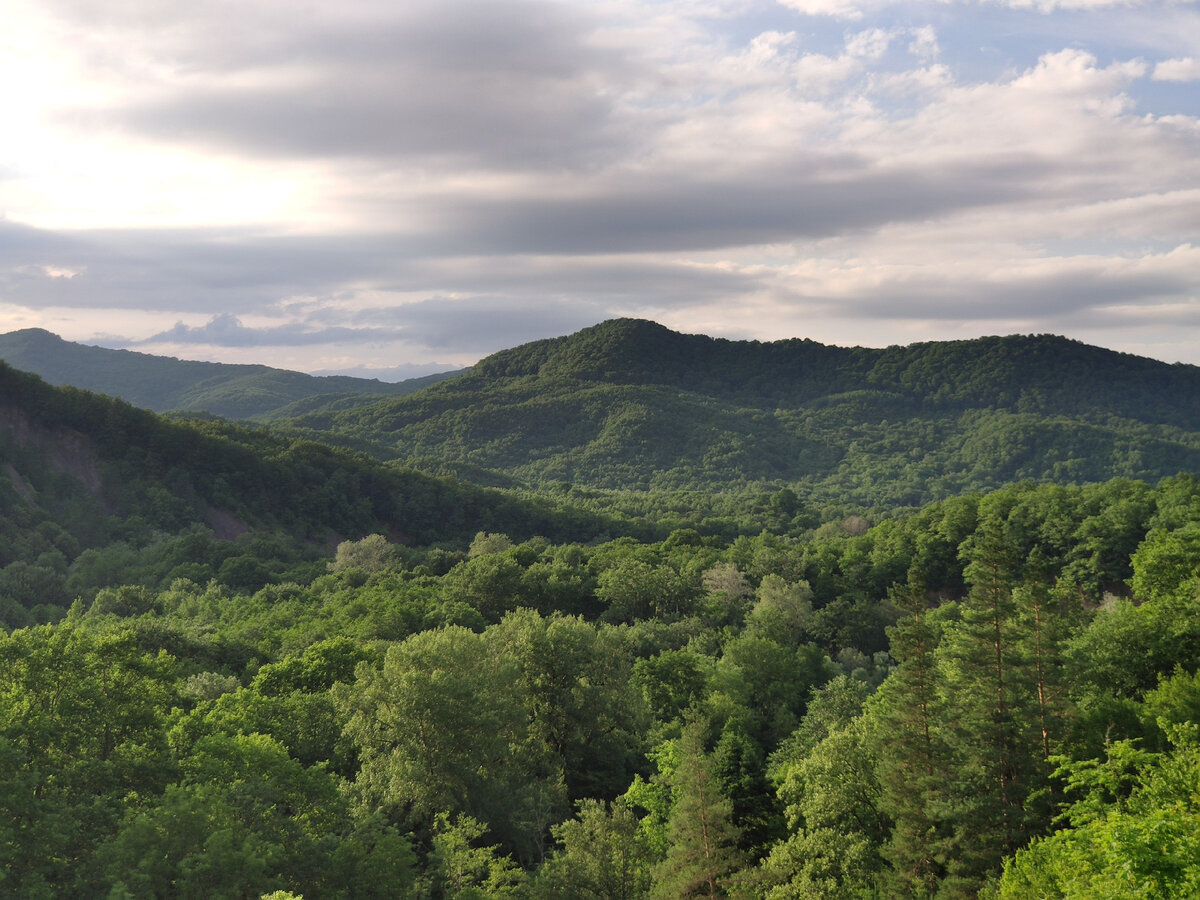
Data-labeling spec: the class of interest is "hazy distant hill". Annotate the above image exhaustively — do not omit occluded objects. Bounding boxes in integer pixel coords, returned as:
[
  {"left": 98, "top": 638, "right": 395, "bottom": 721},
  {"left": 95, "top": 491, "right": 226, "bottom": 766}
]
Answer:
[
  {"left": 0, "top": 328, "right": 461, "bottom": 419},
  {"left": 281, "top": 319, "right": 1200, "bottom": 507}
]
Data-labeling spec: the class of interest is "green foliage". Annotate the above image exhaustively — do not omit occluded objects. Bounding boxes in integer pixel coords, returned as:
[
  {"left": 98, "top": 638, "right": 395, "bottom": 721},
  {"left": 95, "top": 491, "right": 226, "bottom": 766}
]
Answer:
[
  {"left": 598, "top": 557, "right": 698, "bottom": 622},
  {"left": 276, "top": 321, "right": 1200, "bottom": 509},
  {"left": 441, "top": 552, "right": 527, "bottom": 621},
  {"left": 425, "top": 813, "right": 526, "bottom": 898},
  {"left": 872, "top": 575, "right": 951, "bottom": 895},
  {"left": 1069, "top": 591, "right": 1200, "bottom": 700},
  {"left": 998, "top": 725, "right": 1200, "bottom": 898},
  {"left": 651, "top": 720, "right": 746, "bottom": 898},
  {"left": 745, "top": 575, "right": 814, "bottom": 648},
  {"left": 761, "top": 714, "right": 888, "bottom": 899},
  {"left": 0, "top": 623, "right": 177, "bottom": 893},
  {"left": 533, "top": 799, "right": 657, "bottom": 899},
  {"left": 487, "top": 610, "right": 646, "bottom": 800},
  {"left": 0, "top": 415, "right": 1198, "bottom": 899},
  {"left": 98, "top": 732, "right": 416, "bottom": 898},
  {"left": 330, "top": 533, "right": 401, "bottom": 574},
  {"left": 252, "top": 636, "right": 380, "bottom": 695},
  {"left": 337, "top": 625, "right": 556, "bottom": 862},
  {"left": 1130, "top": 522, "right": 1200, "bottom": 603},
  {"left": 0, "top": 360, "right": 638, "bottom": 626},
  {"left": 634, "top": 648, "right": 713, "bottom": 727},
  {"left": 1142, "top": 666, "right": 1200, "bottom": 746},
  {"left": 712, "top": 719, "right": 784, "bottom": 854}
]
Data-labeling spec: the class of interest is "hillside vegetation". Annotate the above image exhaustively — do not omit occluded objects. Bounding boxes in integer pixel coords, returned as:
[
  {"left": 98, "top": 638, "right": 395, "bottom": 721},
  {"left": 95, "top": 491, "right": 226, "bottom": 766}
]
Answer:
[
  {"left": 280, "top": 319, "right": 1200, "bottom": 507},
  {"left": 0, "top": 328, "right": 460, "bottom": 418},
  {"left": 0, "top": 362, "right": 623, "bottom": 626},
  {"left": 3, "top": 475, "right": 1199, "bottom": 896},
  {"left": 2, "top": 321, "right": 1200, "bottom": 896}
]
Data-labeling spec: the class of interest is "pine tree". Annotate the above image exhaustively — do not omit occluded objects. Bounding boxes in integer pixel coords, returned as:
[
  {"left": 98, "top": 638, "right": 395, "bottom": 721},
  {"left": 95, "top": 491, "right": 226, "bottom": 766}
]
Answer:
[
  {"left": 712, "top": 719, "right": 783, "bottom": 855},
  {"left": 937, "top": 515, "right": 1041, "bottom": 894},
  {"left": 1014, "top": 550, "right": 1074, "bottom": 764},
  {"left": 874, "top": 567, "right": 951, "bottom": 896},
  {"left": 1011, "top": 550, "right": 1079, "bottom": 829},
  {"left": 652, "top": 721, "right": 745, "bottom": 898}
]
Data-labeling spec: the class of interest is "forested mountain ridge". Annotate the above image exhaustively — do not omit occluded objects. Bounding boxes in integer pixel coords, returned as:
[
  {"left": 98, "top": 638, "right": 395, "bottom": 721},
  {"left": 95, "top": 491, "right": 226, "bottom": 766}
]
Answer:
[
  {"left": 10, "top": 320, "right": 1200, "bottom": 509},
  {"left": 0, "top": 327, "right": 461, "bottom": 419},
  {"left": 433, "top": 318, "right": 1200, "bottom": 424},
  {"left": 472, "top": 318, "right": 1197, "bottom": 421},
  {"left": 281, "top": 319, "right": 1200, "bottom": 504},
  {"left": 0, "top": 361, "right": 625, "bottom": 626}
]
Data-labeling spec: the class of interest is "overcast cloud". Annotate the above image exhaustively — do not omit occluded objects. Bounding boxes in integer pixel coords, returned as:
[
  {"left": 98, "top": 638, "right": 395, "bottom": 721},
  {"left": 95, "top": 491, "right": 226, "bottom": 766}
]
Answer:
[{"left": 1, "top": 0, "right": 1199, "bottom": 374}]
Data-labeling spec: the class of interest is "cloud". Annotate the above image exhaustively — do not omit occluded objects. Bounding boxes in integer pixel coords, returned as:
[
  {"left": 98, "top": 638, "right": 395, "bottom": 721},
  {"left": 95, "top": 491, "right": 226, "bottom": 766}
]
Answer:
[
  {"left": 48, "top": 0, "right": 635, "bottom": 173},
  {"left": 838, "top": 246, "right": 1200, "bottom": 322},
  {"left": 776, "top": 0, "right": 865, "bottom": 19},
  {"left": 907, "top": 26, "right": 940, "bottom": 60},
  {"left": 137, "top": 313, "right": 404, "bottom": 347},
  {"left": 1153, "top": 57, "right": 1200, "bottom": 80},
  {"left": 1000, "top": 0, "right": 1180, "bottom": 10},
  {"left": 366, "top": 296, "right": 606, "bottom": 353},
  {"left": 120, "top": 298, "right": 609, "bottom": 361},
  {"left": 4, "top": 0, "right": 1200, "bottom": 370},
  {"left": 309, "top": 362, "right": 463, "bottom": 381},
  {"left": 845, "top": 28, "right": 894, "bottom": 60},
  {"left": 776, "top": 0, "right": 1184, "bottom": 15}
]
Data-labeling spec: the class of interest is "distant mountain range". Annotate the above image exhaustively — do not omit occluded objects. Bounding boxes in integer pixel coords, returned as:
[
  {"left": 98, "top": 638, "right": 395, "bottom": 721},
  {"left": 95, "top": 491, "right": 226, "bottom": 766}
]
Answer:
[
  {"left": 0, "top": 328, "right": 462, "bottom": 419},
  {"left": 273, "top": 319, "right": 1200, "bottom": 507},
  {"left": 5, "top": 320, "right": 1200, "bottom": 512}
]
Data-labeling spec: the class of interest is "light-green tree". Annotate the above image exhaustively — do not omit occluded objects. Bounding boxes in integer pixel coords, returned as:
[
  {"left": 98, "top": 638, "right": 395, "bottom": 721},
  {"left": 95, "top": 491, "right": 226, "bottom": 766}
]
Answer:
[
  {"left": 486, "top": 609, "right": 645, "bottom": 801},
  {"left": 97, "top": 732, "right": 416, "bottom": 898},
  {"left": 761, "top": 713, "right": 888, "bottom": 899},
  {"left": 329, "top": 533, "right": 399, "bottom": 574},
  {"left": 533, "top": 799, "right": 657, "bottom": 899},
  {"left": 0, "top": 623, "right": 176, "bottom": 894},
  {"left": 998, "top": 723, "right": 1200, "bottom": 898},
  {"left": 336, "top": 626, "right": 550, "bottom": 860},
  {"left": 425, "top": 813, "right": 525, "bottom": 899},
  {"left": 744, "top": 575, "right": 813, "bottom": 649}
]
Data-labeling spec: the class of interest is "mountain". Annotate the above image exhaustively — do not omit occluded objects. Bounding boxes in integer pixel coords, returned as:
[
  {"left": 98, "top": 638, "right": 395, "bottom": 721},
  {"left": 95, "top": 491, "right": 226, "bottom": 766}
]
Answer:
[
  {"left": 0, "top": 361, "right": 627, "bottom": 622},
  {"left": 279, "top": 319, "right": 1200, "bottom": 507},
  {"left": 0, "top": 328, "right": 462, "bottom": 419}
]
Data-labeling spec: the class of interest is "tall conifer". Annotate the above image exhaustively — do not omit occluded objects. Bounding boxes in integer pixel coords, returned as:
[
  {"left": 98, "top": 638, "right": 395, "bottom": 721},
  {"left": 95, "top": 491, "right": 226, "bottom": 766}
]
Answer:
[
  {"left": 874, "top": 566, "right": 950, "bottom": 896},
  {"left": 937, "top": 515, "right": 1040, "bottom": 894},
  {"left": 652, "top": 721, "right": 745, "bottom": 898}
]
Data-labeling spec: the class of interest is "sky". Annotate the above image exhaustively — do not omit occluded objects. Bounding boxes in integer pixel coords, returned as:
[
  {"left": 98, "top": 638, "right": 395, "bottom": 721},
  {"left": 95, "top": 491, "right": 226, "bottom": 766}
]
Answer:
[{"left": 1, "top": 0, "right": 1199, "bottom": 378}]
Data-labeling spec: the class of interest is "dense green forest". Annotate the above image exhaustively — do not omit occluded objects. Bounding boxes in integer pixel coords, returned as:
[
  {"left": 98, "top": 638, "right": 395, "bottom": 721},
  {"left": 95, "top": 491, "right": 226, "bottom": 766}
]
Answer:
[
  {"left": 270, "top": 321, "right": 1200, "bottom": 511},
  {"left": 11, "top": 320, "right": 1200, "bottom": 513},
  {"left": 0, "top": 328, "right": 460, "bottom": 418},
  {"left": 2, "top": 326, "right": 1200, "bottom": 897},
  {"left": 0, "top": 361, "right": 635, "bottom": 628},
  {"left": 272, "top": 320, "right": 1200, "bottom": 509},
  {"left": 3, "top": 476, "right": 1200, "bottom": 896}
]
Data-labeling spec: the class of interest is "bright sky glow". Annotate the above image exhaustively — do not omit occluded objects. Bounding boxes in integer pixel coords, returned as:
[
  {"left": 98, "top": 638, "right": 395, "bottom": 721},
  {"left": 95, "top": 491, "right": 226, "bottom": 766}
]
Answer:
[{"left": 1, "top": 0, "right": 1198, "bottom": 375}]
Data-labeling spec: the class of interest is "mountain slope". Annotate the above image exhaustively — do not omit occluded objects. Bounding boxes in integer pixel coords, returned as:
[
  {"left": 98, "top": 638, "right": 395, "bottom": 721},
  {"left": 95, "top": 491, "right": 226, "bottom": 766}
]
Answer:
[
  {"left": 281, "top": 319, "right": 1200, "bottom": 506},
  {"left": 0, "top": 362, "right": 624, "bottom": 600},
  {"left": 0, "top": 328, "right": 461, "bottom": 418}
]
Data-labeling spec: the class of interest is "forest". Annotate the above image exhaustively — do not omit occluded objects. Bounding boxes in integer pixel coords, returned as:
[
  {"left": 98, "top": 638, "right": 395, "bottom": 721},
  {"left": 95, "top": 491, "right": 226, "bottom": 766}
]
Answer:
[
  {"left": 276, "top": 320, "right": 1200, "bottom": 509},
  {"left": 2, "top": 325, "right": 1200, "bottom": 897}
]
